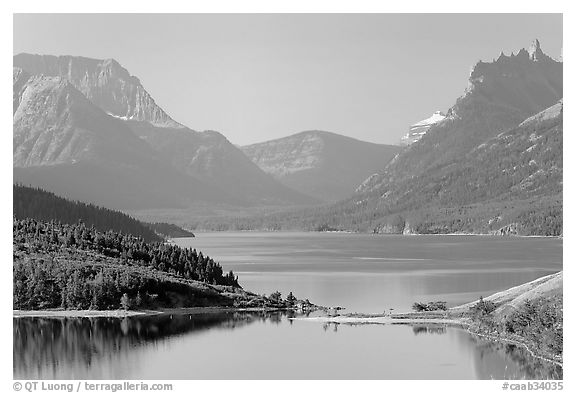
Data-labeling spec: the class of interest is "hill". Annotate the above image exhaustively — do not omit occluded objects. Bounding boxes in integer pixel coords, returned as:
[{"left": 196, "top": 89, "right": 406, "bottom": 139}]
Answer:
[
  {"left": 242, "top": 130, "right": 400, "bottom": 201},
  {"left": 13, "top": 217, "right": 241, "bottom": 310},
  {"left": 450, "top": 271, "right": 563, "bottom": 363}
]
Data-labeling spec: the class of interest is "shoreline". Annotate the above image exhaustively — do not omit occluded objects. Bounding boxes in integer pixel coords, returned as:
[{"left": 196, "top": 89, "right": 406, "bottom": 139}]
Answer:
[
  {"left": 290, "top": 311, "right": 563, "bottom": 368},
  {"left": 291, "top": 314, "right": 466, "bottom": 326},
  {"left": 185, "top": 230, "right": 561, "bottom": 239},
  {"left": 13, "top": 305, "right": 325, "bottom": 318},
  {"left": 13, "top": 309, "right": 154, "bottom": 318}
]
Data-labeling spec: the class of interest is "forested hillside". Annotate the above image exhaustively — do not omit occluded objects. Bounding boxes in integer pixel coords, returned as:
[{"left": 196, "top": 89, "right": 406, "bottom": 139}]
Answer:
[
  {"left": 13, "top": 218, "right": 239, "bottom": 310},
  {"left": 14, "top": 184, "right": 162, "bottom": 242},
  {"left": 145, "top": 222, "right": 195, "bottom": 238}
]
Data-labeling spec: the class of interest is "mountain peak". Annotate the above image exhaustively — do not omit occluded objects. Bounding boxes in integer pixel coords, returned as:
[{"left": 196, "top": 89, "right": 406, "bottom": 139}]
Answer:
[
  {"left": 528, "top": 38, "right": 549, "bottom": 61},
  {"left": 528, "top": 39, "right": 541, "bottom": 55},
  {"left": 13, "top": 53, "right": 182, "bottom": 128}
]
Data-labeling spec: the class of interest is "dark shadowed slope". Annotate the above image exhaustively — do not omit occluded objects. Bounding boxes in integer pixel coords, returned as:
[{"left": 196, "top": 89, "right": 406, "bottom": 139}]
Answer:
[
  {"left": 13, "top": 184, "right": 162, "bottom": 242},
  {"left": 242, "top": 130, "right": 401, "bottom": 201}
]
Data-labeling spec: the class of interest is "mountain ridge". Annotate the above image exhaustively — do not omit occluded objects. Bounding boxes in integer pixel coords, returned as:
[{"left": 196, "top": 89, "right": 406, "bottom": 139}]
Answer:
[
  {"left": 13, "top": 53, "right": 182, "bottom": 128},
  {"left": 13, "top": 54, "right": 318, "bottom": 208},
  {"left": 242, "top": 130, "right": 401, "bottom": 201},
  {"left": 359, "top": 40, "right": 562, "bottom": 195},
  {"left": 12, "top": 68, "right": 244, "bottom": 209},
  {"left": 190, "top": 40, "right": 562, "bottom": 235}
]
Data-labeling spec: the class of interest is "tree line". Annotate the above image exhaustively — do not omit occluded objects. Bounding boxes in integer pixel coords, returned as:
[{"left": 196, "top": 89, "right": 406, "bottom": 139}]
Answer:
[
  {"left": 14, "top": 218, "right": 239, "bottom": 292},
  {"left": 14, "top": 184, "right": 162, "bottom": 242}
]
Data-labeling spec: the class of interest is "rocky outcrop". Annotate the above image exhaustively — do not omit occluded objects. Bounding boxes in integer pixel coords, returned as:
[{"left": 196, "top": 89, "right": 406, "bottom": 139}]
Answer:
[{"left": 13, "top": 67, "right": 31, "bottom": 114}]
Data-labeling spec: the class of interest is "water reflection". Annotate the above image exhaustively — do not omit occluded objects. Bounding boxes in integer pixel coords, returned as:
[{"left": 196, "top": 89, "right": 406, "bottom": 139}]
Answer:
[
  {"left": 14, "top": 311, "right": 301, "bottom": 379},
  {"left": 411, "top": 324, "right": 447, "bottom": 336},
  {"left": 413, "top": 324, "right": 563, "bottom": 380},
  {"left": 14, "top": 313, "right": 562, "bottom": 380},
  {"left": 466, "top": 335, "right": 563, "bottom": 380}
]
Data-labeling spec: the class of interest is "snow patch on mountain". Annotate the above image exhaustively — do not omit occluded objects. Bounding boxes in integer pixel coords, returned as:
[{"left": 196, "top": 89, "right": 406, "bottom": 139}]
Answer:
[{"left": 400, "top": 111, "right": 446, "bottom": 145}]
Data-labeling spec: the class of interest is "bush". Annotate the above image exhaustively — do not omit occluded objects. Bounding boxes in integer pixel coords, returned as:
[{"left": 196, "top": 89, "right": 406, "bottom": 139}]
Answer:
[
  {"left": 412, "top": 301, "right": 447, "bottom": 312},
  {"left": 269, "top": 291, "right": 282, "bottom": 304},
  {"left": 120, "top": 293, "right": 132, "bottom": 310},
  {"left": 503, "top": 296, "right": 563, "bottom": 356},
  {"left": 470, "top": 296, "right": 496, "bottom": 317}
]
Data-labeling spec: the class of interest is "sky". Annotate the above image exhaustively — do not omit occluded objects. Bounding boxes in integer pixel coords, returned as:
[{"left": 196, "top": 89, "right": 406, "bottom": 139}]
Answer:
[{"left": 13, "top": 14, "right": 562, "bottom": 146}]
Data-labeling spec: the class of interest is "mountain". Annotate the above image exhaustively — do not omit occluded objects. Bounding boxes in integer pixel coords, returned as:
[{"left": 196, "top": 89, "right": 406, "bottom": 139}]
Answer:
[
  {"left": 128, "top": 123, "right": 317, "bottom": 206},
  {"left": 349, "top": 40, "right": 563, "bottom": 234},
  {"left": 13, "top": 54, "right": 181, "bottom": 127},
  {"left": 13, "top": 72, "right": 154, "bottom": 167},
  {"left": 12, "top": 69, "right": 236, "bottom": 209},
  {"left": 13, "top": 53, "right": 317, "bottom": 207},
  {"left": 356, "top": 40, "right": 562, "bottom": 193},
  {"left": 195, "top": 41, "right": 562, "bottom": 235},
  {"left": 241, "top": 130, "right": 401, "bottom": 201},
  {"left": 400, "top": 111, "right": 446, "bottom": 145},
  {"left": 367, "top": 40, "right": 562, "bottom": 187}
]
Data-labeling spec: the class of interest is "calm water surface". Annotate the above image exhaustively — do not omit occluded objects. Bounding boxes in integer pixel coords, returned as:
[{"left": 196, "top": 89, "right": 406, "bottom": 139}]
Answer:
[
  {"left": 179, "top": 232, "right": 562, "bottom": 313},
  {"left": 14, "top": 233, "right": 562, "bottom": 379}
]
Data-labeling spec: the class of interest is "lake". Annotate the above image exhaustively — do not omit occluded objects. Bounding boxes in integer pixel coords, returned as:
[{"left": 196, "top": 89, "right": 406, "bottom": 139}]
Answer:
[
  {"left": 179, "top": 232, "right": 562, "bottom": 313},
  {"left": 14, "top": 233, "right": 562, "bottom": 379}
]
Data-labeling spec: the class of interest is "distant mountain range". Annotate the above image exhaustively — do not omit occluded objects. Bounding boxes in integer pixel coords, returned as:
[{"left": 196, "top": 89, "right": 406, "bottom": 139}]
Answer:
[
  {"left": 242, "top": 131, "right": 400, "bottom": 201},
  {"left": 13, "top": 54, "right": 317, "bottom": 209},
  {"left": 13, "top": 53, "right": 405, "bottom": 209},
  {"left": 13, "top": 39, "right": 563, "bottom": 236},
  {"left": 191, "top": 40, "right": 563, "bottom": 235}
]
